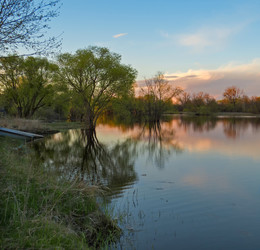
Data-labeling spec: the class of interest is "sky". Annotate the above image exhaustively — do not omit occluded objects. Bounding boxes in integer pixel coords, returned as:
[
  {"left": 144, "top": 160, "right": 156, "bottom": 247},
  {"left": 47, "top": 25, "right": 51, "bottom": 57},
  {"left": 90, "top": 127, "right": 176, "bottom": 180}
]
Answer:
[{"left": 49, "top": 0, "right": 260, "bottom": 98}]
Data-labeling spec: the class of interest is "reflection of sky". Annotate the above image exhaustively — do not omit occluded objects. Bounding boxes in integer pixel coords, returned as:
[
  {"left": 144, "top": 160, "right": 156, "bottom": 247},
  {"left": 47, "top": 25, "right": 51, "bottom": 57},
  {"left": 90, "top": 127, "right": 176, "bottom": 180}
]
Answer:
[
  {"left": 173, "top": 120, "right": 260, "bottom": 160},
  {"left": 97, "top": 118, "right": 260, "bottom": 160},
  {"left": 102, "top": 118, "right": 260, "bottom": 249},
  {"left": 43, "top": 117, "right": 260, "bottom": 249},
  {"left": 113, "top": 151, "right": 260, "bottom": 249}
]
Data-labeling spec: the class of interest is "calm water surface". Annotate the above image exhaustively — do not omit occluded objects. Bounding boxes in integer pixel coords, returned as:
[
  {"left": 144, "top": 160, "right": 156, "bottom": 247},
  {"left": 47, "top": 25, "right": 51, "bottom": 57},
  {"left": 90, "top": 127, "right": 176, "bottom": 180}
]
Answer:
[{"left": 33, "top": 116, "right": 260, "bottom": 250}]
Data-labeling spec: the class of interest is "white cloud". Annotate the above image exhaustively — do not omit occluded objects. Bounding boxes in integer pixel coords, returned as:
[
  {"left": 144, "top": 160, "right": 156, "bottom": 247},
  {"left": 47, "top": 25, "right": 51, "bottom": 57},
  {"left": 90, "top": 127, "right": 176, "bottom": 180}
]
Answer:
[
  {"left": 177, "top": 27, "right": 238, "bottom": 52},
  {"left": 113, "top": 33, "right": 128, "bottom": 38},
  {"left": 161, "top": 21, "right": 249, "bottom": 53}
]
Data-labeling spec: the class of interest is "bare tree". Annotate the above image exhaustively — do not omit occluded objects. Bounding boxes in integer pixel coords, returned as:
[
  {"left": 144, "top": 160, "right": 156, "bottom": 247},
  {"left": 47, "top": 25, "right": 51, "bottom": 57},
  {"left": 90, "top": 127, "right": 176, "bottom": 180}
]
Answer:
[
  {"left": 141, "top": 72, "right": 182, "bottom": 121},
  {"left": 0, "top": 0, "right": 61, "bottom": 56},
  {"left": 177, "top": 91, "right": 191, "bottom": 106}
]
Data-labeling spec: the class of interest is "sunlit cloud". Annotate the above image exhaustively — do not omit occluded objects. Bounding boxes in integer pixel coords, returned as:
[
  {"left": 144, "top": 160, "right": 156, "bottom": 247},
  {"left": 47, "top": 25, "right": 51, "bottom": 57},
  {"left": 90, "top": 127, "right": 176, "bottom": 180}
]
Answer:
[
  {"left": 113, "top": 33, "right": 128, "bottom": 38},
  {"left": 165, "top": 59, "right": 260, "bottom": 98},
  {"left": 136, "top": 59, "right": 260, "bottom": 98}
]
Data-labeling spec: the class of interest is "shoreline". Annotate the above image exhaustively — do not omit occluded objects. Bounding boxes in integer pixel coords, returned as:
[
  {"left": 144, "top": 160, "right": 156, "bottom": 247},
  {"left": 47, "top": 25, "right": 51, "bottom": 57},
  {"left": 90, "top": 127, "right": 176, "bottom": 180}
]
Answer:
[{"left": 0, "top": 128, "right": 120, "bottom": 249}]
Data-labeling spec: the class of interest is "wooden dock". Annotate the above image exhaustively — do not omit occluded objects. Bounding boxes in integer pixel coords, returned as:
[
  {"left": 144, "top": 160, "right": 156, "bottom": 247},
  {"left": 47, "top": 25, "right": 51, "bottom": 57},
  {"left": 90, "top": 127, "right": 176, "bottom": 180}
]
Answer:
[{"left": 0, "top": 127, "right": 43, "bottom": 140}]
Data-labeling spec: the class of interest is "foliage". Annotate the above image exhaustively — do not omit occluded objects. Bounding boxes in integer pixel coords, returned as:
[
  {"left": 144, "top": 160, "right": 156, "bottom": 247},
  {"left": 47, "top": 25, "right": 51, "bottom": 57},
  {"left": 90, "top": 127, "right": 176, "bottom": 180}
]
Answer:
[
  {"left": 177, "top": 91, "right": 218, "bottom": 115},
  {"left": 56, "top": 46, "right": 137, "bottom": 129},
  {"left": 35, "top": 81, "right": 72, "bottom": 121},
  {"left": 107, "top": 97, "right": 135, "bottom": 122},
  {"left": 0, "top": 55, "right": 58, "bottom": 118},
  {"left": 175, "top": 87, "right": 260, "bottom": 115},
  {"left": 223, "top": 86, "right": 244, "bottom": 110},
  {"left": 0, "top": 0, "right": 61, "bottom": 56}
]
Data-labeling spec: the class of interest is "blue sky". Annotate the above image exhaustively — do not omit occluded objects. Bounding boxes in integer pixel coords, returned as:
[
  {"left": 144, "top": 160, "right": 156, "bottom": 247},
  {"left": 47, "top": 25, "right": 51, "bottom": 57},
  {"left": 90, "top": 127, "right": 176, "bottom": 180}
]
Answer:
[{"left": 50, "top": 0, "right": 260, "bottom": 96}]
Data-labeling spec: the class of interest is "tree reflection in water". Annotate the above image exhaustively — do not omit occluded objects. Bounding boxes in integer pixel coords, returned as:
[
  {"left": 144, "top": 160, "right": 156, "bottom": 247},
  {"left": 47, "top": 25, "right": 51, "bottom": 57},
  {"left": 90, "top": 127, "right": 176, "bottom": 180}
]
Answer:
[
  {"left": 133, "top": 121, "right": 183, "bottom": 168},
  {"left": 32, "top": 120, "right": 185, "bottom": 198},
  {"left": 31, "top": 116, "right": 260, "bottom": 203},
  {"left": 32, "top": 129, "right": 138, "bottom": 198},
  {"left": 176, "top": 116, "right": 260, "bottom": 139},
  {"left": 222, "top": 118, "right": 260, "bottom": 139},
  {"left": 177, "top": 116, "right": 218, "bottom": 132}
]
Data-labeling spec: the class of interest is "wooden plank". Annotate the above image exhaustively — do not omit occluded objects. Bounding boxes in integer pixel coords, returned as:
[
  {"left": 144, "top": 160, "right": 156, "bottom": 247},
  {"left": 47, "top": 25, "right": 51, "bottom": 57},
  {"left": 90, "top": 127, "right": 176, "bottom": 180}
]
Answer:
[{"left": 0, "top": 127, "right": 43, "bottom": 139}]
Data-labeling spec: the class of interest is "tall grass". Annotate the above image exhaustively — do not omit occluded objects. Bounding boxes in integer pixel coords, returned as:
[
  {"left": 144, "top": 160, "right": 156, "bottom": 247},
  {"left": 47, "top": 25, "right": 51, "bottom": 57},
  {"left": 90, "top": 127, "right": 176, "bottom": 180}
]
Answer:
[{"left": 0, "top": 137, "right": 120, "bottom": 249}]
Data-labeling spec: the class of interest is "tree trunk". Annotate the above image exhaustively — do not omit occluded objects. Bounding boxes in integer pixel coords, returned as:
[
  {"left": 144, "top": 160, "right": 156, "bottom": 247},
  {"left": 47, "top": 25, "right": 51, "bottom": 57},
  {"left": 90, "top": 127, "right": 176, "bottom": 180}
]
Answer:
[
  {"left": 17, "top": 106, "right": 23, "bottom": 118},
  {"left": 85, "top": 114, "right": 95, "bottom": 130},
  {"left": 85, "top": 102, "right": 95, "bottom": 130}
]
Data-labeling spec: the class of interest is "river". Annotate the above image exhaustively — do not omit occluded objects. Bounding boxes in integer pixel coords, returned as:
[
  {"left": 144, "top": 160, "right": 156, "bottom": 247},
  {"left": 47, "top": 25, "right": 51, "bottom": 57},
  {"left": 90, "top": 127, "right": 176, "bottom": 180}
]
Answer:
[{"left": 32, "top": 116, "right": 260, "bottom": 249}]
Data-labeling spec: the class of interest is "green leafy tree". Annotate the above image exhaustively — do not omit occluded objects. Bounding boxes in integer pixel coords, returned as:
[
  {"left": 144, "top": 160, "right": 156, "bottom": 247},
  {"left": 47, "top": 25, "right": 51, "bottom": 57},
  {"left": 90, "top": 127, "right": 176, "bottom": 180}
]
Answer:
[
  {"left": 56, "top": 47, "right": 137, "bottom": 130},
  {"left": 0, "top": 55, "right": 58, "bottom": 117}
]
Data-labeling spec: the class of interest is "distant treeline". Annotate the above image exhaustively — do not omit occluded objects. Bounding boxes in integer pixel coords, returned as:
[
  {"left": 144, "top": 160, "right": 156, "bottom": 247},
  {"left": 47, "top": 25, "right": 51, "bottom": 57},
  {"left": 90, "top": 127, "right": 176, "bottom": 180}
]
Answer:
[
  {"left": 106, "top": 82, "right": 260, "bottom": 122},
  {"left": 175, "top": 86, "right": 260, "bottom": 114},
  {"left": 1, "top": 55, "right": 260, "bottom": 125}
]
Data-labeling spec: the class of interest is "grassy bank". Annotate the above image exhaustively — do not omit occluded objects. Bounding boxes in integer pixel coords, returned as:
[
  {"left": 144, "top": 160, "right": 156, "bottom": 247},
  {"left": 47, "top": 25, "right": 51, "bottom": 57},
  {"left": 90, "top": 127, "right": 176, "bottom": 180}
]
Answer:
[
  {"left": 0, "top": 137, "right": 120, "bottom": 249},
  {"left": 0, "top": 118, "right": 83, "bottom": 134}
]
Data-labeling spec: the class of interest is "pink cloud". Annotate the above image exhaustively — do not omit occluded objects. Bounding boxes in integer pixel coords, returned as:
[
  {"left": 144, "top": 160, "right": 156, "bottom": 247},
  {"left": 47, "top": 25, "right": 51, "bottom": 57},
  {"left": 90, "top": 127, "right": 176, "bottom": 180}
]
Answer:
[{"left": 136, "top": 59, "right": 260, "bottom": 98}]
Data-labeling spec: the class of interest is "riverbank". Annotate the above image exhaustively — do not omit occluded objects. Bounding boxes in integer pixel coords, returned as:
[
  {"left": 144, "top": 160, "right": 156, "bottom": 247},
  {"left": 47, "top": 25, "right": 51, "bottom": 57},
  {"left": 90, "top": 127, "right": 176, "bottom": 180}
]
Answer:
[
  {"left": 0, "top": 136, "right": 120, "bottom": 249},
  {"left": 0, "top": 118, "right": 83, "bottom": 135}
]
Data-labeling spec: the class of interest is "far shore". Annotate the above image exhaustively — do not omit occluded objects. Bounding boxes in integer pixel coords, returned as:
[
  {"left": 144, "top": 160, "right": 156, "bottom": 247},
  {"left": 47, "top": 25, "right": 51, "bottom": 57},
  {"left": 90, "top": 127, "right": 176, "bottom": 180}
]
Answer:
[{"left": 165, "top": 112, "right": 260, "bottom": 118}]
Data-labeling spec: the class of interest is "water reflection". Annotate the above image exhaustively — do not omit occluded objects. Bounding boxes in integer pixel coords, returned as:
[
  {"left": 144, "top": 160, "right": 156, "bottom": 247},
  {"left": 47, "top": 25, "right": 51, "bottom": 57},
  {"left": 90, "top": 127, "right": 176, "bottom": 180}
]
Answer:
[
  {"left": 33, "top": 129, "right": 138, "bottom": 197},
  {"left": 222, "top": 118, "right": 260, "bottom": 139},
  {"left": 177, "top": 116, "right": 260, "bottom": 139},
  {"left": 32, "top": 116, "right": 260, "bottom": 249},
  {"left": 32, "top": 120, "right": 184, "bottom": 196},
  {"left": 133, "top": 122, "right": 183, "bottom": 168},
  {"left": 32, "top": 116, "right": 260, "bottom": 189},
  {"left": 178, "top": 116, "right": 218, "bottom": 132}
]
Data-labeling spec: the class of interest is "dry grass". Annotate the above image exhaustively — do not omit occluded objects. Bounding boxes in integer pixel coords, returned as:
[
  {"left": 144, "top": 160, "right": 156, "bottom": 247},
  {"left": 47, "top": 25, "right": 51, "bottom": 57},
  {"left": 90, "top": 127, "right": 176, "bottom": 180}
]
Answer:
[
  {"left": 0, "top": 118, "right": 45, "bottom": 132},
  {"left": 0, "top": 117, "right": 83, "bottom": 134}
]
